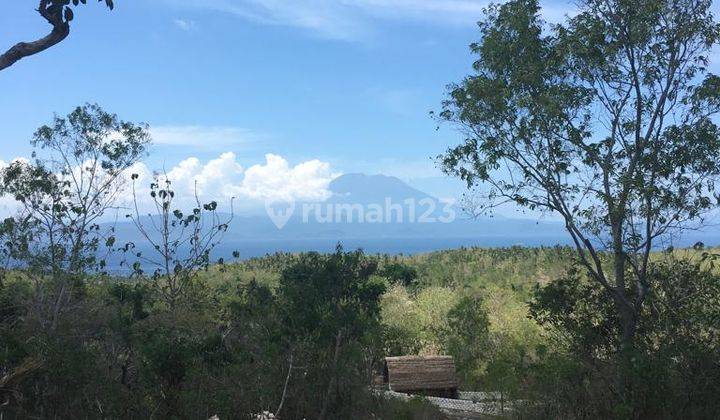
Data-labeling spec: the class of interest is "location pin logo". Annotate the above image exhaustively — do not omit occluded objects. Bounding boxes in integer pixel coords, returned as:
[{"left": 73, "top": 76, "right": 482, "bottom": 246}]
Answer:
[{"left": 265, "top": 198, "right": 295, "bottom": 230}]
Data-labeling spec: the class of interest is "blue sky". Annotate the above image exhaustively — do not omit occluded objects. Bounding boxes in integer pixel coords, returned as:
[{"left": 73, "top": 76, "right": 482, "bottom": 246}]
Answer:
[{"left": 2, "top": 0, "right": 717, "bottom": 215}]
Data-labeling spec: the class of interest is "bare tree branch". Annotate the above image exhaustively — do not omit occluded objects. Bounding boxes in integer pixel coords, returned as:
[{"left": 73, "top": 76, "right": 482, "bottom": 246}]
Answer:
[{"left": 0, "top": 0, "right": 114, "bottom": 72}]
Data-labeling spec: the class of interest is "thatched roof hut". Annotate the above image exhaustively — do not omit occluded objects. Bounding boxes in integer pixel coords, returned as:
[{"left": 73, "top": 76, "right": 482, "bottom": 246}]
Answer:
[{"left": 383, "top": 355, "right": 459, "bottom": 398}]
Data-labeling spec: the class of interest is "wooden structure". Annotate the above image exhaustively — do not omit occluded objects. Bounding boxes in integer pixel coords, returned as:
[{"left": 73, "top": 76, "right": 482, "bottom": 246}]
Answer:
[{"left": 383, "top": 355, "right": 459, "bottom": 398}]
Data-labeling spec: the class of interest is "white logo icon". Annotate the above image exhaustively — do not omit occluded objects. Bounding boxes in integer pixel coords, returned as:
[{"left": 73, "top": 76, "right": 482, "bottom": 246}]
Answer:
[{"left": 265, "top": 199, "right": 295, "bottom": 230}]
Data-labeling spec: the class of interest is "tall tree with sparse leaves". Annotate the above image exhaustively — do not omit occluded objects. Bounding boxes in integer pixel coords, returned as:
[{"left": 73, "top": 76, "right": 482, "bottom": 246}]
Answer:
[
  {"left": 438, "top": 0, "right": 720, "bottom": 387},
  {"left": 0, "top": 103, "right": 149, "bottom": 328}
]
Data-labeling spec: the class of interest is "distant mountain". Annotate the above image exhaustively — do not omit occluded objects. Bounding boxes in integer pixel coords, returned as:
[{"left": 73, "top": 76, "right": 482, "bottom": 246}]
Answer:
[
  {"left": 104, "top": 172, "right": 577, "bottom": 269},
  {"left": 112, "top": 172, "right": 565, "bottom": 240},
  {"left": 327, "top": 173, "right": 434, "bottom": 204},
  {"left": 101, "top": 172, "right": 720, "bottom": 267}
]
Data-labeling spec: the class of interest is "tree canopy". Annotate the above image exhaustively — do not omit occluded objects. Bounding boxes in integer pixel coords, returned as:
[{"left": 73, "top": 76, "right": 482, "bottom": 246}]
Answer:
[
  {"left": 438, "top": 0, "right": 720, "bottom": 350},
  {"left": 0, "top": 103, "right": 149, "bottom": 279}
]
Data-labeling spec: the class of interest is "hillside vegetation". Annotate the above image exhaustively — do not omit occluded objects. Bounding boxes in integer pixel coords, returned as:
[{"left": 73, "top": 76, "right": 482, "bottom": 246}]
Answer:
[
  {"left": 198, "top": 244, "right": 720, "bottom": 416},
  {"left": 3, "top": 238, "right": 720, "bottom": 418}
]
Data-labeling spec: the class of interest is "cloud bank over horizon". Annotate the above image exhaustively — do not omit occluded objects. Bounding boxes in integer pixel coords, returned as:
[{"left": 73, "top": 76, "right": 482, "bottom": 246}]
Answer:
[
  {"left": 128, "top": 152, "right": 337, "bottom": 205},
  {"left": 0, "top": 153, "right": 339, "bottom": 218}
]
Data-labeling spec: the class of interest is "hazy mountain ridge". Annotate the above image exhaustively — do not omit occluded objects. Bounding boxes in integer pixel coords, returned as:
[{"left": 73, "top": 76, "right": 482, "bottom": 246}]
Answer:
[{"left": 110, "top": 173, "right": 567, "bottom": 243}]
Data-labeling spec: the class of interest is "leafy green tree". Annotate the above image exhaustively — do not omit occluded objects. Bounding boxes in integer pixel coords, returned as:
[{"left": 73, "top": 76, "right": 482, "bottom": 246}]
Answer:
[
  {"left": 0, "top": 103, "right": 149, "bottom": 327},
  {"left": 438, "top": 0, "right": 720, "bottom": 364},
  {"left": 530, "top": 266, "right": 620, "bottom": 356},
  {"left": 528, "top": 256, "right": 720, "bottom": 417},
  {"left": 0, "top": 0, "right": 115, "bottom": 72},
  {"left": 381, "top": 261, "right": 419, "bottom": 288},
  {"left": 277, "top": 246, "right": 386, "bottom": 420},
  {"left": 443, "top": 294, "right": 490, "bottom": 388}
]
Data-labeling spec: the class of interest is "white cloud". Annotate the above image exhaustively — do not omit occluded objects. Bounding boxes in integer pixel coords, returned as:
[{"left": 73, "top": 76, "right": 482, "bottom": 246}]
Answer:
[
  {"left": 165, "top": 0, "right": 576, "bottom": 40},
  {"left": 161, "top": 152, "right": 246, "bottom": 199},
  {"left": 174, "top": 18, "right": 197, "bottom": 31},
  {"left": 0, "top": 153, "right": 337, "bottom": 218},
  {"left": 240, "top": 153, "right": 337, "bottom": 202},
  {"left": 150, "top": 125, "right": 258, "bottom": 149},
  {"left": 0, "top": 197, "right": 15, "bottom": 219},
  {"left": 124, "top": 152, "right": 337, "bottom": 213}
]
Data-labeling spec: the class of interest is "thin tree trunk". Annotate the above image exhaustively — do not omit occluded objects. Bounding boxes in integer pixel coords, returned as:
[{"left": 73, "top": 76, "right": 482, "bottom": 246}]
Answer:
[
  {"left": 318, "top": 330, "right": 343, "bottom": 420},
  {"left": 616, "top": 303, "right": 637, "bottom": 410},
  {"left": 276, "top": 353, "right": 293, "bottom": 417},
  {"left": 610, "top": 220, "right": 639, "bottom": 405}
]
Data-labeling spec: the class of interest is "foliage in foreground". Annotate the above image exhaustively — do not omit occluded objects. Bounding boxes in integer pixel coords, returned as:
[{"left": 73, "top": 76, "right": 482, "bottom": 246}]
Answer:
[
  {"left": 3, "top": 237, "right": 720, "bottom": 419},
  {"left": 0, "top": 246, "right": 449, "bottom": 419},
  {"left": 523, "top": 256, "right": 720, "bottom": 419},
  {"left": 438, "top": 0, "right": 720, "bottom": 387}
]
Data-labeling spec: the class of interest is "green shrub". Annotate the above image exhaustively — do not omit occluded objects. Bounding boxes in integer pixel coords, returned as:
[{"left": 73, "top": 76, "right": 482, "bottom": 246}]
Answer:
[{"left": 526, "top": 259, "right": 720, "bottom": 419}]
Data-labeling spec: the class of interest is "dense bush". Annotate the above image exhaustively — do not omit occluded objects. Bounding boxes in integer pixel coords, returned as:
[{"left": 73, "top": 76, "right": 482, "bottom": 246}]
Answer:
[
  {"left": 0, "top": 247, "right": 425, "bottom": 419},
  {"left": 379, "top": 261, "right": 419, "bottom": 288},
  {"left": 524, "top": 258, "right": 720, "bottom": 419},
  {"left": 442, "top": 294, "right": 490, "bottom": 387},
  {"left": 380, "top": 256, "right": 547, "bottom": 397},
  {"left": 0, "top": 106, "right": 446, "bottom": 418}
]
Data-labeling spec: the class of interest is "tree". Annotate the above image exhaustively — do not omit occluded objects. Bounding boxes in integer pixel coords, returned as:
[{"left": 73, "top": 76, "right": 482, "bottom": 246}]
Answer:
[
  {"left": 0, "top": 103, "right": 149, "bottom": 328},
  {"left": 380, "top": 261, "right": 418, "bottom": 288},
  {"left": 528, "top": 256, "right": 720, "bottom": 417},
  {"left": 438, "top": 0, "right": 720, "bottom": 381},
  {"left": 277, "top": 246, "right": 386, "bottom": 420},
  {"left": 0, "top": 0, "right": 115, "bottom": 72},
  {"left": 443, "top": 294, "right": 490, "bottom": 388},
  {"left": 124, "top": 176, "right": 233, "bottom": 308}
]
